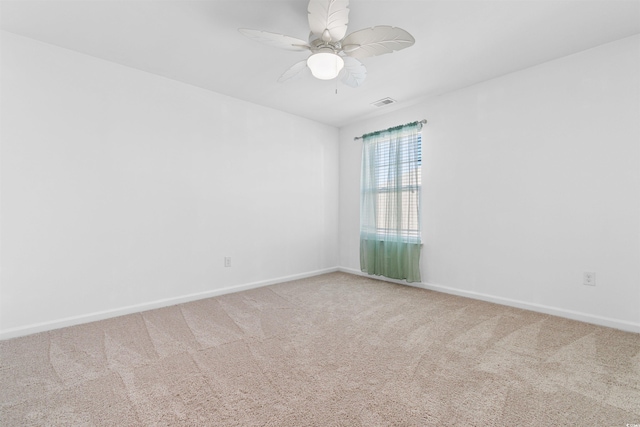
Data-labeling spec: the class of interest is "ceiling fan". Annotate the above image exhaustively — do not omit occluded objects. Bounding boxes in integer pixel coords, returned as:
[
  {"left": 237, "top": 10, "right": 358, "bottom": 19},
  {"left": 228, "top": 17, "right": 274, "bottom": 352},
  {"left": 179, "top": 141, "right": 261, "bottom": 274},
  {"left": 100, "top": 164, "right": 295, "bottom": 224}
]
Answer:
[{"left": 239, "top": 0, "right": 415, "bottom": 87}]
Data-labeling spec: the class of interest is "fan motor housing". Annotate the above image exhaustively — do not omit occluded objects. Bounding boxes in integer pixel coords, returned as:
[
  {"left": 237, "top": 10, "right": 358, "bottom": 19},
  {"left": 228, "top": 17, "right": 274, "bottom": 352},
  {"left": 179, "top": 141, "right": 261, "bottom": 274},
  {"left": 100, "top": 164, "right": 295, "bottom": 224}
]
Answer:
[{"left": 309, "top": 36, "right": 341, "bottom": 52}]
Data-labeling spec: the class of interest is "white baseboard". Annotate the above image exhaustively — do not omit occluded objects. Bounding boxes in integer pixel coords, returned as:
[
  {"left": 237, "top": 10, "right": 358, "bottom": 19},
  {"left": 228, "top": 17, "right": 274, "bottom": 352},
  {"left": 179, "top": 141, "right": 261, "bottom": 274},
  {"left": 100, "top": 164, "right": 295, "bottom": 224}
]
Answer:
[
  {"left": 0, "top": 267, "right": 339, "bottom": 340},
  {"left": 338, "top": 267, "right": 640, "bottom": 334}
]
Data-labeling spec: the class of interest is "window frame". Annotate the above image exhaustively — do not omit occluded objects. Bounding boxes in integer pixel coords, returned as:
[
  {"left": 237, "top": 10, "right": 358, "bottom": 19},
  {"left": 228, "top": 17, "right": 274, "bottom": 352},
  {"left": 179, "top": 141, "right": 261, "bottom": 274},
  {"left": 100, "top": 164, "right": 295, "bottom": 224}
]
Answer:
[{"left": 360, "top": 133, "right": 422, "bottom": 243}]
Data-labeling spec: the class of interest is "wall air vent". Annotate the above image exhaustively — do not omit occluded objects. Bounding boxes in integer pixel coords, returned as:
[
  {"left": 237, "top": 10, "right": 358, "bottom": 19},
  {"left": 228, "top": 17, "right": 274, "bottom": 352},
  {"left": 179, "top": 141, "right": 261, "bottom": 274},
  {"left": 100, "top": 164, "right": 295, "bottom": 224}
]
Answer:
[{"left": 371, "top": 97, "right": 396, "bottom": 107}]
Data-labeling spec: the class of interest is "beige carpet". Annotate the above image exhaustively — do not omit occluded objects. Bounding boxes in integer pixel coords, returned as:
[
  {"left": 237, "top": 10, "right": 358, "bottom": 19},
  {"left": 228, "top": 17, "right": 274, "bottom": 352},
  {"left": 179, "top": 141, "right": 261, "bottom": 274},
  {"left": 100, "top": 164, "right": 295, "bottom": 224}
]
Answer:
[{"left": 1, "top": 272, "right": 639, "bottom": 426}]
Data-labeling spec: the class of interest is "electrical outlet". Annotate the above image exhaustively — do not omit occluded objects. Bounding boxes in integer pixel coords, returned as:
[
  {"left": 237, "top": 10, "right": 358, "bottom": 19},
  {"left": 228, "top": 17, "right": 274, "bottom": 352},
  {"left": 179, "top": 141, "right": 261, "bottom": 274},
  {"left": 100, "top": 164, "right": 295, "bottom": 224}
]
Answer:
[
  {"left": 224, "top": 257, "right": 231, "bottom": 268},
  {"left": 583, "top": 272, "right": 595, "bottom": 286}
]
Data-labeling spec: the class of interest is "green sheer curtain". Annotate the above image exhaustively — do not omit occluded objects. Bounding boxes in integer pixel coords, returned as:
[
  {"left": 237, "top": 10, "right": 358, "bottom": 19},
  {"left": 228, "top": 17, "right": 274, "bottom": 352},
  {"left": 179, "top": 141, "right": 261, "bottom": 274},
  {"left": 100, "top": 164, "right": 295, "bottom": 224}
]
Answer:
[{"left": 360, "top": 121, "right": 422, "bottom": 283}]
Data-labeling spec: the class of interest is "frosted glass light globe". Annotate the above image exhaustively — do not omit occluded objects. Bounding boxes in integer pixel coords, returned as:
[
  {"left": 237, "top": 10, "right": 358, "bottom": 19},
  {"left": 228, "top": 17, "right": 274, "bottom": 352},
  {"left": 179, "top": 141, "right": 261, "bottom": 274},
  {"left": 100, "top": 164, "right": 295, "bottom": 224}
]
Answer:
[{"left": 307, "top": 51, "right": 344, "bottom": 80}]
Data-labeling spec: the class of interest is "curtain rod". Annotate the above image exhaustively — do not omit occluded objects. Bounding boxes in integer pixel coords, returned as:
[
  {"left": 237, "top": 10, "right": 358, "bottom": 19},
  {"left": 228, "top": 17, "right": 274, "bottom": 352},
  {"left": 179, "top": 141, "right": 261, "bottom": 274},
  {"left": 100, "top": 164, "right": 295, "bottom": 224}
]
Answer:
[{"left": 354, "top": 119, "right": 427, "bottom": 141}]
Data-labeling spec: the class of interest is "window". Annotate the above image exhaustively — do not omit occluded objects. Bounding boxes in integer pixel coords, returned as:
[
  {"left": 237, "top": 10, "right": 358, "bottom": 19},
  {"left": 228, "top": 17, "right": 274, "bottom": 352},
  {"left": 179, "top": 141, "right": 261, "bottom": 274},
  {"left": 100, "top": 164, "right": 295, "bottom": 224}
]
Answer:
[{"left": 367, "top": 133, "right": 421, "bottom": 241}]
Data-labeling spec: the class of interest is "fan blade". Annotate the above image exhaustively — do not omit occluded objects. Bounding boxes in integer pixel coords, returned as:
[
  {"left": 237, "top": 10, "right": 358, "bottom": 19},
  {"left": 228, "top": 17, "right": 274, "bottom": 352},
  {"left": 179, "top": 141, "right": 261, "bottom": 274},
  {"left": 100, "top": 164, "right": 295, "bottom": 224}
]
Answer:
[
  {"left": 278, "top": 60, "right": 310, "bottom": 83},
  {"left": 239, "top": 29, "right": 311, "bottom": 51},
  {"left": 307, "top": 0, "right": 349, "bottom": 42},
  {"left": 340, "top": 56, "right": 366, "bottom": 87},
  {"left": 342, "top": 26, "right": 414, "bottom": 59}
]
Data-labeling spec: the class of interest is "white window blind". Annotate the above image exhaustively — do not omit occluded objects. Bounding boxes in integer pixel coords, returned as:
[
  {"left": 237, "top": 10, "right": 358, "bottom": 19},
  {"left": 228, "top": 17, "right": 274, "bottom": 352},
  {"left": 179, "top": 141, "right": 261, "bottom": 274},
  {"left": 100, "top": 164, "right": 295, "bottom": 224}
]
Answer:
[{"left": 361, "top": 133, "right": 422, "bottom": 242}]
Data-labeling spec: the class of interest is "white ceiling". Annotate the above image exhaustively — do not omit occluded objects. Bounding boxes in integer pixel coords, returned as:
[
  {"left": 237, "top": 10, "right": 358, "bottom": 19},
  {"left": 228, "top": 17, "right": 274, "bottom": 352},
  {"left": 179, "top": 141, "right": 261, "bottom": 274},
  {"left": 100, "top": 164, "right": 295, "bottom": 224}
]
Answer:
[{"left": 2, "top": 0, "right": 639, "bottom": 127}]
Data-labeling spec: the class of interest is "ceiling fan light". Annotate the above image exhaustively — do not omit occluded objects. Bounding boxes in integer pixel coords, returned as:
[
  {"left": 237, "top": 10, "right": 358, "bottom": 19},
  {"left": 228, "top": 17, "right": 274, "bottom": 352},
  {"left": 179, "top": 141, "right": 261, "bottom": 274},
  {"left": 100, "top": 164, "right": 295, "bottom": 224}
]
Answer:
[{"left": 307, "top": 52, "right": 344, "bottom": 80}]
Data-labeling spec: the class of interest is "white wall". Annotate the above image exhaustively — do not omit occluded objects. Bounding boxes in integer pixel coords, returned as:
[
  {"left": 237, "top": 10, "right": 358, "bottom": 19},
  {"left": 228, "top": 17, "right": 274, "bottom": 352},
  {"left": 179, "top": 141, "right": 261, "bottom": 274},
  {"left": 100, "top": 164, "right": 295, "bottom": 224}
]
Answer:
[
  {"left": 0, "top": 31, "right": 339, "bottom": 338},
  {"left": 339, "top": 35, "right": 640, "bottom": 332},
  {"left": 2, "top": 30, "right": 638, "bottom": 338}
]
